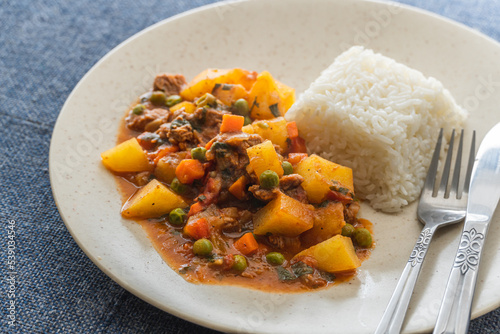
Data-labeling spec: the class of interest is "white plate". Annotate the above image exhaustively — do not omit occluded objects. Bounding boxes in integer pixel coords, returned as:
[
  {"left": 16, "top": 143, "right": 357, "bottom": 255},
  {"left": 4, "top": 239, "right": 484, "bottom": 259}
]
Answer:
[{"left": 49, "top": 0, "right": 500, "bottom": 332}]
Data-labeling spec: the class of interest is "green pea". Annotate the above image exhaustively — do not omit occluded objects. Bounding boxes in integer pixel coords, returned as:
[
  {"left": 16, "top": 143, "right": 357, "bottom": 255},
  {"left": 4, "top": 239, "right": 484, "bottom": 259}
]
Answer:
[
  {"left": 150, "top": 91, "right": 166, "bottom": 105},
  {"left": 354, "top": 228, "right": 373, "bottom": 248},
  {"left": 191, "top": 147, "right": 207, "bottom": 162},
  {"left": 266, "top": 252, "right": 285, "bottom": 265},
  {"left": 259, "top": 170, "right": 279, "bottom": 189},
  {"left": 169, "top": 208, "right": 186, "bottom": 226},
  {"left": 193, "top": 238, "right": 213, "bottom": 257},
  {"left": 243, "top": 116, "right": 252, "bottom": 126},
  {"left": 232, "top": 255, "right": 248, "bottom": 271},
  {"left": 196, "top": 93, "right": 217, "bottom": 107},
  {"left": 166, "top": 94, "right": 182, "bottom": 107},
  {"left": 132, "top": 104, "right": 146, "bottom": 115},
  {"left": 233, "top": 98, "right": 249, "bottom": 116},
  {"left": 282, "top": 161, "right": 293, "bottom": 175},
  {"left": 341, "top": 223, "right": 355, "bottom": 237},
  {"left": 170, "top": 177, "right": 187, "bottom": 194}
]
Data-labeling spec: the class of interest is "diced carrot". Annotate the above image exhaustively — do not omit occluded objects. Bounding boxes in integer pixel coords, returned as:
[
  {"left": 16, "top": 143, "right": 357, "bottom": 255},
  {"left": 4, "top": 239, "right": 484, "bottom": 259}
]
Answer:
[
  {"left": 205, "top": 138, "right": 216, "bottom": 150},
  {"left": 286, "top": 121, "right": 299, "bottom": 139},
  {"left": 183, "top": 218, "right": 210, "bottom": 240},
  {"left": 233, "top": 232, "right": 259, "bottom": 255},
  {"left": 228, "top": 176, "right": 248, "bottom": 200},
  {"left": 290, "top": 136, "right": 307, "bottom": 153},
  {"left": 152, "top": 145, "right": 179, "bottom": 164},
  {"left": 287, "top": 153, "right": 308, "bottom": 165},
  {"left": 220, "top": 114, "right": 244, "bottom": 133},
  {"left": 188, "top": 202, "right": 204, "bottom": 216},
  {"left": 175, "top": 159, "right": 205, "bottom": 184}
]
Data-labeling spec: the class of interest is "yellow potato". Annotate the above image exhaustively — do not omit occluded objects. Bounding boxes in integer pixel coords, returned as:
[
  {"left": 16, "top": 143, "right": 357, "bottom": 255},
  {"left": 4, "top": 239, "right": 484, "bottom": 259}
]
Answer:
[
  {"left": 301, "top": 202, "right": 346, "bottom": 248},
  {"left": 246, "top": 140, "right": 284, "bottom": 178},
  {"left": 121, "top": 179, "right": 187, "bottom": 219},
  {"left": 294, "top": 235, "right": 361, "bottom": 273},
  {"left": 169, "top": 101, "right": 196, "bottom": 114},
  {"left": 180, "top": 68, "right": 257, "bottom": 101},
  {"left": 295, "top": 154, "right": 354, "bottom": 203},
  {"left": 247, "top": 117, "right": 289, "bottom": 152},
  {"left": 248, "top": 71, "right": 282, "bottom": 120},
  {"left": 253, "top": 192, "right": 314, "bottom": 237},
  {"left": 212, "top": 83, "right": 248, "bottom": 106},
  {"left": 101, "top": 138, "right": 151, "bottom": 172}
]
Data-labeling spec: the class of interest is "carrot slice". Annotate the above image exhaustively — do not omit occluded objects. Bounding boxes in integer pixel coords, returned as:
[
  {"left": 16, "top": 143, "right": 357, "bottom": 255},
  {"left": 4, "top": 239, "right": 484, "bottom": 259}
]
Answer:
[
  {"left": 287, "top": 153, "right": 308, "bottom": 165},
  {"left": 289, "top": 136, "right": 307, "bottom": 153},
  {"left": 175, "top": 159, "right": 205, "bottom": 184},
  {"left": 228, "top": 176, "right": 248, "bottom": 200},
  {"left": 184, "top": 218, "right": 210, "bottom": 240},
  {"left": 188, "top": 202, "right": 204, "bottom": 216},
  {"left": 286, "top": 121, "right": 299, "bottom": 139},
  {"left": 220, "top": 114, "right": 244, "bottom": 133},
  {"left": 151, "top": 145, "right": 179, "bottom": 164},
  {"left": 233, "top": 232, "right": 259, "bottom": 255}
]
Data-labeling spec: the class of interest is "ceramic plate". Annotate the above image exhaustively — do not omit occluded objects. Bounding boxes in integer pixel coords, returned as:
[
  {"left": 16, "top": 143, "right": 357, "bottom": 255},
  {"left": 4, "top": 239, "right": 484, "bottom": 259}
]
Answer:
[{"left": 50, "top": 0, "right": 500, "bottom": 332}]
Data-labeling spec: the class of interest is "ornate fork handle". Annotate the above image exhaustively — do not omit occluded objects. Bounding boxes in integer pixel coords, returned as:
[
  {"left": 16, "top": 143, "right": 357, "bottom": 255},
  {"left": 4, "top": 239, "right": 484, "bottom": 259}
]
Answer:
[
  {"left": 375, "top": 225, "right": 437, "bottom": 334},
  {"left": 433, "top": 224, "right": 487, "bottom": 334}
]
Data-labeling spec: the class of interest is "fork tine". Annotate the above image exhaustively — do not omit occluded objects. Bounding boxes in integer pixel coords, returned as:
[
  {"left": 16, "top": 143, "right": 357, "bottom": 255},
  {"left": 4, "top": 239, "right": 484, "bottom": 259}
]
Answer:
[
  {"left": 422, "top": 128, "right": 444, "bottom": 198},
  {"left": 463, "top": 130, "right": 476, "bottom": 194},
  {"left": 438, "top": 129, "right": 455, "bottom": 196},
  {"left": 448, "top": 129, "right": 463, "bottom": 199}
]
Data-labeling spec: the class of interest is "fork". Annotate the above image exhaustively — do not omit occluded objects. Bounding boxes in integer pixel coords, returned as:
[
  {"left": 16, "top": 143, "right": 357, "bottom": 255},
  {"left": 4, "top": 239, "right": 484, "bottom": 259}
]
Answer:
[{"left": 375, "top": 129, "right": 475, "bottom": 334}]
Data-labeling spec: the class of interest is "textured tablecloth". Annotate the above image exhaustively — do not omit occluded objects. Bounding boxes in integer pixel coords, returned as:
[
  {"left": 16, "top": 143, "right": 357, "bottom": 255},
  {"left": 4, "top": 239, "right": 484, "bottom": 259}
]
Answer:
[{"left": 1, "top": 0, "right": 499, "bottom": 333}]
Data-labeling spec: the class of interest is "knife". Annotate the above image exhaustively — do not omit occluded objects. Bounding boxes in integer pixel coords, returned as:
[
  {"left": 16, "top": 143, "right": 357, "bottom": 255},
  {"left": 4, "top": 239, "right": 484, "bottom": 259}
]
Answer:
[{"left": 433, "top": 122, "right": 500, "bottom": 334}]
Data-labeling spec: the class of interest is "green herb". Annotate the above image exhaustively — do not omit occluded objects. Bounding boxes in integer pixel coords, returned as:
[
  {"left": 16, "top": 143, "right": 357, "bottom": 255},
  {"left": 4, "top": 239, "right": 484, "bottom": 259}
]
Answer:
[
  {"left": 222, "top": 84, "right": 233, "bottom": 91},
  {"left": 320, "top": 271, "right": 336, "bottom": 282},
  {"left": 276, "top": 266, "right": 296, "bottom": 281},
  {"left": 212, "top": 83, "right": 221, "bottom": 93},
  {"left": 171, "top": 117, "right": 190, "bottom": 129},
  {"left": 291, "top": 262, "right": 314, "bottom": 277},
  {"left": 318, "top": 201, "right": 329, "bottom": 208},
  {"left": 269, "top": 103, "right": 280, "bottom": 117},
  {"left": 198, "top": 195, "right": 207, "bottom": 201},
  {"left": 179, "top": 266, "right": 191, "bottom": 274}
]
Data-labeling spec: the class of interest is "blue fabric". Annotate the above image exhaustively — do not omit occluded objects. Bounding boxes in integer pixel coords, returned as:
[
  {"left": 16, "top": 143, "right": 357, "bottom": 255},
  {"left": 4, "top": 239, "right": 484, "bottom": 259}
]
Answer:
[{"left": 1, "top": 0, "right": 498, "bottom": 333}]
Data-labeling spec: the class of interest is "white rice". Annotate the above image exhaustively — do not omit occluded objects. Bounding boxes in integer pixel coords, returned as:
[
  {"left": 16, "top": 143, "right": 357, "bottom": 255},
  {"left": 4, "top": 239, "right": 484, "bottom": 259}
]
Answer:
[{"left": 286, "top": 46, "right": 467, "bottom": 212}]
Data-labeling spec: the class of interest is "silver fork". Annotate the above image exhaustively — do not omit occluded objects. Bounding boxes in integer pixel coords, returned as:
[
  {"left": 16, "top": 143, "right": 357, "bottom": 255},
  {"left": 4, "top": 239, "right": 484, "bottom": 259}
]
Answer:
[{"left": 375, "top": 129, "right": 475, "bottom": 334}]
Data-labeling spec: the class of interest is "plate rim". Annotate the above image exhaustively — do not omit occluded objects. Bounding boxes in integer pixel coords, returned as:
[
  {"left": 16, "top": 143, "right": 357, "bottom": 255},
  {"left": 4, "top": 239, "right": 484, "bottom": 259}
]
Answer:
[{"left": 49, "top": 0, "right": 500, "bottom": 332}]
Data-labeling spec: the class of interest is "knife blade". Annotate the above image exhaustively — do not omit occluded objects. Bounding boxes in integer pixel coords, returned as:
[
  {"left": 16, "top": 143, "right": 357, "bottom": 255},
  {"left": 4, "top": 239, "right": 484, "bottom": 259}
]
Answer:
[{"left": 433, "top": 122, "right": 500, "bottom": 334}]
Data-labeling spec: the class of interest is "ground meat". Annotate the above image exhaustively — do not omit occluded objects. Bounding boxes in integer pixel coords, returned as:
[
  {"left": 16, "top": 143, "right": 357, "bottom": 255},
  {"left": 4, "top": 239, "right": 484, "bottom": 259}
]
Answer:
[
  {"left": 279, "top": 174, "right": 304, "bottom": 190},
  {"left": 155, "top": 116, "right": 198, "bottom": 150},
  {"left": 248, "top": 185, "right": 279, "bottom": 202},
  {"left": 187, "top": 107, "right": 227, "bottom": 144},
  {"left": 206, "top": 132, "right": 263, "bottom": 187},
  {"left": 267, "top": 235, "right": 301, "bottom": 253},
  {"left": 283, "top": 186, "right": 308, "bottom": 203},
  {"left": 153, "top": 73, "right": 187, "bottom": 95},
  {"left": 344, "top": 201, "right": 360, "bottom": 225},
  {"left": 300, "top": 273, "right": 327, "bottom": 289},
  {"left": 125, "top": 108, "right": 169, "bottom": 132}
]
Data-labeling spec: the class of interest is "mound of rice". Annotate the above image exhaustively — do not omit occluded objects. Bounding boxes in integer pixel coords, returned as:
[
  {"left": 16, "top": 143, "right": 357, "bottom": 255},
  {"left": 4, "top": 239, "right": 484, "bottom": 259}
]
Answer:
[{"left": 286, "top": 46, "right": 467, "bottom": 212}]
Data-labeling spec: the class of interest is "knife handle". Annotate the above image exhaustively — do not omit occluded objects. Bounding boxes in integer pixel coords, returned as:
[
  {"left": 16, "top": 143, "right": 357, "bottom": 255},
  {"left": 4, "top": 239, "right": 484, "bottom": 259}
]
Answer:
[{"left": 433, "top": 225, "right": 487, "bottom": 334}]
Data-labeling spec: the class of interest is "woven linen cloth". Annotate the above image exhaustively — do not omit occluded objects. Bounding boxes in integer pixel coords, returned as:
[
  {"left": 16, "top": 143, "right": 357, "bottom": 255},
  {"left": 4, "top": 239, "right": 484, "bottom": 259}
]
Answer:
[{"left": 1, "top": 0, "right": 499, "bottom": 333}]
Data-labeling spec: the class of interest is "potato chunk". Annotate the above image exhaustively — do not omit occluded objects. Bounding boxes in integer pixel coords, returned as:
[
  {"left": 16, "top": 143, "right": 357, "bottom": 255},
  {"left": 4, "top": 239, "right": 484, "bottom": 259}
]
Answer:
[
  {"left": 301, "top": 202, "right": 346, "bottom": 248},
  {"left": 253, "top": 192, "right": 314, "bottom": 237},
  {"left": 101, "top": 138, "right": 151, "bottom": 172},
  {"left": 295, "top": 154, "right": 354, "bottom": 203},
  {"left": 294, "top": 235, "right": 361, "bottom": 273},
  {"left": 180, "top": 68, "right": 257, "bottom": 101},
  {"left": 244, "top": 117, "right": 289, "bottom": 151},
  {"left": 246, "top": 140, "right": 284, "bottom": 178},
  {"left": 121, "top": 179, "right": 187, "bottom": 219}
]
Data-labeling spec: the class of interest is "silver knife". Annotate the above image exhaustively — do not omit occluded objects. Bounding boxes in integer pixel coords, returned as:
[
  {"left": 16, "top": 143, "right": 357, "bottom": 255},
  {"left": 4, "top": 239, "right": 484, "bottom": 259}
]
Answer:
[{"left": 433, "top": 122, "right": 500, "bottom": 334}]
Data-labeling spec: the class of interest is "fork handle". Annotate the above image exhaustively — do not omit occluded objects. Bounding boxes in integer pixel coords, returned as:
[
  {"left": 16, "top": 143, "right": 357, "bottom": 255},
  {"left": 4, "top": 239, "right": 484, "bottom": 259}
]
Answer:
[
  {"left": 375, "top": 225, "right": 438, "bottom": 334},
  {"left": 433, "top": 224, "right": 488, "bottom": 334}
]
